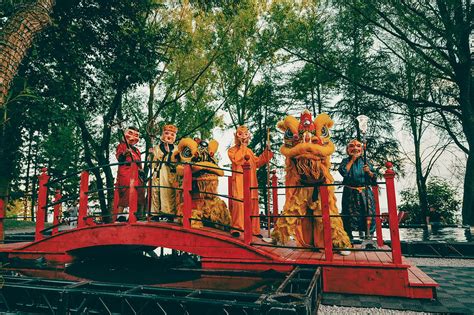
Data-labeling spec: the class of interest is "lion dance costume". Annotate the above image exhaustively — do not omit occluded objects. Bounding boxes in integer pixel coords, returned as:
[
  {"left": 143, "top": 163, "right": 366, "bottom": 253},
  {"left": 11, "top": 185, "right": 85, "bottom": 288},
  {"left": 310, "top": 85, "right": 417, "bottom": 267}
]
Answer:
[
  {"left": 272, "top": 110, "right": 351, "bottom": 249},
  {"left": 174, "top": 138, "right": 232, "bottom": 229}
]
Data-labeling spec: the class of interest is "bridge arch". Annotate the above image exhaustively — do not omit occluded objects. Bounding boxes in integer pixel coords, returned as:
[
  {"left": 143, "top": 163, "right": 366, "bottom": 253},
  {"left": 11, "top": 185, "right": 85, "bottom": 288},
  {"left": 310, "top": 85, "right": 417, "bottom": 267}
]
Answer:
[{"left": 17, "top": 222, "right": 280, "bottom": 263}]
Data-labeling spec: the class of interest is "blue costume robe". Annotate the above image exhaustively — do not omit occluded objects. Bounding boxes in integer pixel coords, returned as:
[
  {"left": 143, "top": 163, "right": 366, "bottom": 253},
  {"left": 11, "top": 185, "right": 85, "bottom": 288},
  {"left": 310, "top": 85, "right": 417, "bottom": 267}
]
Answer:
[{"left": 338, "top": 157, "right": 376, "bottom": 238}]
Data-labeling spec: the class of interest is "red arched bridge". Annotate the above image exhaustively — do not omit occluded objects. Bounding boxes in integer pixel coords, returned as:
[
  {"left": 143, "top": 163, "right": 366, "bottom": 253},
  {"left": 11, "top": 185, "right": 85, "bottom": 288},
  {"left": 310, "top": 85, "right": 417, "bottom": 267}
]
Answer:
[{"left": 0, "top": 160, "right": 438, "bottom": 299}]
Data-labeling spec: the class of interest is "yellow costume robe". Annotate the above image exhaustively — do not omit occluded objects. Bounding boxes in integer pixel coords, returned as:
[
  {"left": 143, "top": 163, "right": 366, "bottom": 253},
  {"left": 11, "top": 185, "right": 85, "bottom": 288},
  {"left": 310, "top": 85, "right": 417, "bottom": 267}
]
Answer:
[
  {"left": 228, "top": 146, "right": 272, "bottom": 235},
  {"left": 151, "top": 142, "right": 177, "bottom": 214}
]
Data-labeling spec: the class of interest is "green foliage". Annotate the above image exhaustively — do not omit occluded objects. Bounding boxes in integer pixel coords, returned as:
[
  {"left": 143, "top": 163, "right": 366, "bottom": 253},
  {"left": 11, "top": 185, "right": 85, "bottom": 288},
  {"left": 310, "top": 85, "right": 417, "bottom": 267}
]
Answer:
[
  {"left": 148, "top": 2, "right": 223, "bottom": 140},
  {"left": 266, "top": 0, "right": 338, "bottom": 115},
  {"left": 0, "top": 0, "right": 468, "bottom": 225},
  {"left": 3, "top": 0, "right": 168, "bottom": 213},
  {"left": 329, "top": 2, "right": 401, "bottom": 171},
  {"left": 4, "top": 219, "right": 52, "bottom": 231},
  {"left": 399, "top": 177, "right": 461, "bottom": 225}
]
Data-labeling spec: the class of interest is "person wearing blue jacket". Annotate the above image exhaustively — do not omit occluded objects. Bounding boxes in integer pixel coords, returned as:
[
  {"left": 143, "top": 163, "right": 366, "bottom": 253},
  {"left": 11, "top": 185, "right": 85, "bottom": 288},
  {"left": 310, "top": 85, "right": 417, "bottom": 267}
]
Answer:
[{"left": 338, "top": 139, "right": 377, "bottom": 242}]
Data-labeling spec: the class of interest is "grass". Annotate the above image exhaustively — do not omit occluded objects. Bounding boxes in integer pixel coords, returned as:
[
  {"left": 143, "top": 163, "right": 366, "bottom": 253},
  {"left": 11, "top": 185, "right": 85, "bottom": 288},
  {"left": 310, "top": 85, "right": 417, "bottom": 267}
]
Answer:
[{"left": 3, "top": 219, "right": 52, "bottom": 231}]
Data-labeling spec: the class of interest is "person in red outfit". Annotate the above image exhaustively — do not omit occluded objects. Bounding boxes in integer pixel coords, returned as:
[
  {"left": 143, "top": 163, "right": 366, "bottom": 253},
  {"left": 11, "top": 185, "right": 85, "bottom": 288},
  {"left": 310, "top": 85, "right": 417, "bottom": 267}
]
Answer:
[{"left": 116, "top": 127, "right": 146, "bottom": 218}]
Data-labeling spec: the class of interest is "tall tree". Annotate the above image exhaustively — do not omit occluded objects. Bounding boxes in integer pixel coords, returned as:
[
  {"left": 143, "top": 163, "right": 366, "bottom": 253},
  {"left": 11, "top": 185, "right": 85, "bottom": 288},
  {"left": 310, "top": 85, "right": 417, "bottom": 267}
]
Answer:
[
  {"left": 145, "top": 1, "right": 222, "bottom": 144},
  {"left": 214, "top": 0, "right": 273, "bottom": 127},
  {"left": 0, "top": 0, "right": 54, "bottom": 108},
  {"left": 267, "top": 0, "right": 401, "bottom": 167},
  {"left": 333, "top": 1, "right": 473, "bottom": 225},
  {"left": 266, "top": 0, "right": 338, "bottom": 116},
  {"left": 329, "top": 1, "right": 401, "bottom": 168},
  {"left": 388, "top": 48, "right": 456, "bottom": 220},
  {"left": 11, "top": 0, "right": 165, "bottom": 219}
]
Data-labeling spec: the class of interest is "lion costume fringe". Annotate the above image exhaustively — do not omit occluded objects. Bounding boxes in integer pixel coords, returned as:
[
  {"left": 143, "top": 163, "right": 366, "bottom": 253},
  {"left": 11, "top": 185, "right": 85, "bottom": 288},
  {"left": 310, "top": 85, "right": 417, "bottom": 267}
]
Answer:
[{"left": 272, "top": 111, "right": 351, "bottom": 249}]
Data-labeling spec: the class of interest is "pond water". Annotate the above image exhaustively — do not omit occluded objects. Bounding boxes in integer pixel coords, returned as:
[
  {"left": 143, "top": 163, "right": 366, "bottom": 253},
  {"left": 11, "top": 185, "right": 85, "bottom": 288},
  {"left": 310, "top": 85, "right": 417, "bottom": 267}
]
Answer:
[
  {"left": 4, "top": 253, "right": 285, "bottom": 293},
  {"left": 382, "top": 226, "right": 473, "bottom": 242}
]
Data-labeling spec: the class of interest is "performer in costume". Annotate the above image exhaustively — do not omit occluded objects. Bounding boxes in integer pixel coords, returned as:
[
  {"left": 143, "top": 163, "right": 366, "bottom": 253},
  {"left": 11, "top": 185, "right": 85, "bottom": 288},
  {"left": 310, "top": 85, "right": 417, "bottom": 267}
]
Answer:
[
  {"left": 271, "top": 110, "right": 351, "bottom": 253},
  {"left": 150, "top": 124, "right": 178, "bottom": 214},
  {"left": 338, "top": 139, "right": 377, "bottom": 241},
  {"left": 228, "top": 126, "right": 273, "bottom": 238},
  {"left": 116, "top": 126, "right": 146, "bottom": 216},
  {"left": 174, "top": 138, "right": 232, "bottom": 229}
]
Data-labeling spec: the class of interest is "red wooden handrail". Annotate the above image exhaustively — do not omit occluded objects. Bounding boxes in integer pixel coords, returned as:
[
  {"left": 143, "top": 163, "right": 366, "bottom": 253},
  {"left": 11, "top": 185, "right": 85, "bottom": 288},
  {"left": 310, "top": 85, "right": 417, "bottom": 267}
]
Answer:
[
  {"left": 182, "top": 164, "right": 192, "bottom": 229},
  {"left": 77, "top": 171, "right": 89, "bottom": 228},
  {"left": 35, "top": 168, "right": 50, "bottom": 241},
  {"left": 52, "top": 189, "right": 62, "bottom": 235},
  {"left": 319, "top": 185, "right": 333, "bottom": 261},
  {"left": 271, "top": 170, "right": 278, "bottom": 224},
  {"left": 129, "top": 163, "right": 138, "bottom": 223},
  {"left": 372, "top": 186, "right": 384, "bottom": 247},
  {"left": 243, "top": 155, "right": 252, "bottom": 245},
  {"left": 384, "top": 162, "right": 402, "bottom": 264}
]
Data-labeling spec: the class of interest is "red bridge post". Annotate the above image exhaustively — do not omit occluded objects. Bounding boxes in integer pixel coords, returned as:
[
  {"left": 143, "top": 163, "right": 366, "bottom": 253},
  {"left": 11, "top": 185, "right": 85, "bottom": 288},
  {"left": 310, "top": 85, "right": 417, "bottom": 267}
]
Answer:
[
  {"left": 77, "top": 171, "right": 89, "bottom": 228},
  {"left": 372, "top": 185, "right": 384, "bottom": 247},
  {"left": 35, "top": 168, "right": 50, "bottom": 241},
  {"left": 243, "top": 156, "right": 252, "bottom": 245},
  {"left": 129, "top": 163, "right": 139, "bottom": 223},
  {"left": 0, "top": 199, "right": 4, "bottom": 242},
  {"left": 182, "top": 164, "right": 192, "bottom": 229},
  {"left": 319, "top": 185, "right": 333, "bottom": 261},
  {"left": 271, "top": 170, "right": 278, "bottom": 223},
  {"left": 52, "top": 189, "right": 61, "bottom": 235},
  {"left": 384, "top": 162, "right": 402, "bottom": 264}
]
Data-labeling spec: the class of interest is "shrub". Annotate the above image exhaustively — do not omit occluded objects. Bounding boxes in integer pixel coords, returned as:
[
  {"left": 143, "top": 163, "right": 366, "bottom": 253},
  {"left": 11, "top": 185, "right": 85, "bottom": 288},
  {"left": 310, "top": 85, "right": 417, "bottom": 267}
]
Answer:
[{"left": 399, "top": 177, "right": 460, "bottom": 225}]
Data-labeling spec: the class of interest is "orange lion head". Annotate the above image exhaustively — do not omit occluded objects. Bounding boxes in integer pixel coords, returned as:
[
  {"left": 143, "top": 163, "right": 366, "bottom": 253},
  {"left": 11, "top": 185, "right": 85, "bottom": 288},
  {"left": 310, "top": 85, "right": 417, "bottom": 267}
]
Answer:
[
  {"left": 173, "top": 138, "right": 222, "bottom": 199},
  {"left": 277, "top": 110, "right": 335, "bottom": 183}
]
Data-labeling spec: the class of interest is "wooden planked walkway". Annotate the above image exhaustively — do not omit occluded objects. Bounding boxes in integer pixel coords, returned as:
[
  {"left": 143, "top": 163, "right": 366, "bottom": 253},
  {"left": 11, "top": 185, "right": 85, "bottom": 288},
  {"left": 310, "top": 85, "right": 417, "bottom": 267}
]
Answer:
[{"left": 252, "top": 238, "right": 402, "bottom": 268}]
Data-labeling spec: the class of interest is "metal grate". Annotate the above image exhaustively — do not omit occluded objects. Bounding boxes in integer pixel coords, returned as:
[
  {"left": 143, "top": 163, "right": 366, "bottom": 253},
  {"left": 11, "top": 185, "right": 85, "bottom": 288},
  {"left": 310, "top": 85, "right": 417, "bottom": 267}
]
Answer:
[{"left": 0, "top": 266, "right": 322, "bottom": 314}]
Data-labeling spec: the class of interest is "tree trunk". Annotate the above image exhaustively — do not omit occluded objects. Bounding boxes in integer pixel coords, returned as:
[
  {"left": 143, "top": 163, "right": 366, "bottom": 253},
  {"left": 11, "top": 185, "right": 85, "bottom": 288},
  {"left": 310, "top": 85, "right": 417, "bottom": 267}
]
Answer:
[
  {"left": 456, "top": 51, "right": 473, "bottom": 225},
  {"left": 316, "top": 82, "right": 322, "bottom": 115},
  {"left": 463, "top": 152, "right": 474, "bottom": 226},
  {"left": 413, "top": 126, "right": 429, "bottom": 220},
  {"left": 30, "top": 142, "right": 40, "bottom": 220},
  {"left": 144, "top": 82, "right": 157, "bottom": 175},
  {"left": 103, "top": 85, "right": 126, "bottom": 219},
  {"left": 23, "top": 130, "right": 34, "bottom": 219},
  {"left": 0, "top": 177, "right": 9, "bottom": 203},
  {"left": 0, "top": 107, "right": 8, "bottom": 201},
  {"left": 0, "top": 0, "right": 55, "bottom": 107}
]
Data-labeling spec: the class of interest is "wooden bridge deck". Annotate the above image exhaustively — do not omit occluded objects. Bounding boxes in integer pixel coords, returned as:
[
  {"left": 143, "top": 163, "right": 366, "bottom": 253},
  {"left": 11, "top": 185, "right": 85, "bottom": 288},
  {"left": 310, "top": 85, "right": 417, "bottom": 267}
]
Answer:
[{"left": 0, "top": 221, "right": 438, "bottom": 299}]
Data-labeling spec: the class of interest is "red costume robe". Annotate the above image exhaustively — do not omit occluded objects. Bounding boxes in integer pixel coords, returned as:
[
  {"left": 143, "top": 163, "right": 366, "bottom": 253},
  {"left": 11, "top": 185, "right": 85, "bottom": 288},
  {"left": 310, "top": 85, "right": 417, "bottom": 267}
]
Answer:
[{"left": 116, "top": 142, "right": 146, "bottom": 208}]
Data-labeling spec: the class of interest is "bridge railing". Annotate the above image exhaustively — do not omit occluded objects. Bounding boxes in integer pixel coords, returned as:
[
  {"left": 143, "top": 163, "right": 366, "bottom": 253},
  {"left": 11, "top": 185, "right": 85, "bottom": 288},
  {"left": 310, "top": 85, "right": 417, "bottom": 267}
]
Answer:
[
  {"left": 11, "top": 155, "right": 401, "bottom": 265},
  {"left": 30, "top": 159, "right": 243, "bottom": 239},
  {"left": 243, "top": 160, "right": 402, "bottom": 265}
]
